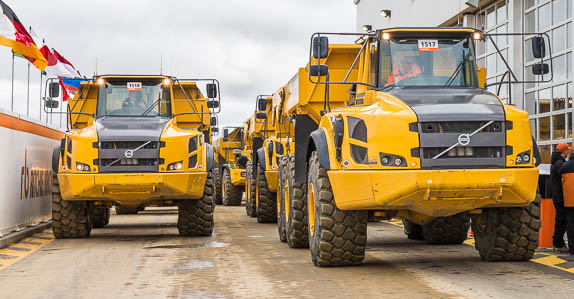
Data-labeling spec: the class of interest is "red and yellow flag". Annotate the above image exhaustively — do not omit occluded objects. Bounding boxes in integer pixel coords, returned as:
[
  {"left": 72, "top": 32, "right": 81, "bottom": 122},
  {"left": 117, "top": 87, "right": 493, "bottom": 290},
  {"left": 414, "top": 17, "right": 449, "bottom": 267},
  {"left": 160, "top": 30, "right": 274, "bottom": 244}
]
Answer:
[{"left": 0, "top": 0, "right": 47, "bottom": 70}]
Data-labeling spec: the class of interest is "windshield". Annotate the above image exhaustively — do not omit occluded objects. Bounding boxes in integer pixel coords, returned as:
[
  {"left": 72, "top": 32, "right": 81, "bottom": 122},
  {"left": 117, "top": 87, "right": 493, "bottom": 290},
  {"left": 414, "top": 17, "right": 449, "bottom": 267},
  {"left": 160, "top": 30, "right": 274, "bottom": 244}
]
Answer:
[
  {"left": 379, "top": 38, "right": 478, "bottom": 88},
  {"left": 97, "top": 80, "right": 171, "bottom": 117}
]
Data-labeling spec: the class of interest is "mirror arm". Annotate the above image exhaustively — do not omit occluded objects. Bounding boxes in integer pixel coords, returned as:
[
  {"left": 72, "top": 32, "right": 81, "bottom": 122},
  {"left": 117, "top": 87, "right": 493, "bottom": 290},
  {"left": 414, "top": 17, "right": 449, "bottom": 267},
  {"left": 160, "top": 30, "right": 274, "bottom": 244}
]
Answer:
[
  {"left": 488, "top": 35, "right": 518, "bottom": 82},
  {"left": 343, "top": 39, "right": 368, "bottom": 83}
]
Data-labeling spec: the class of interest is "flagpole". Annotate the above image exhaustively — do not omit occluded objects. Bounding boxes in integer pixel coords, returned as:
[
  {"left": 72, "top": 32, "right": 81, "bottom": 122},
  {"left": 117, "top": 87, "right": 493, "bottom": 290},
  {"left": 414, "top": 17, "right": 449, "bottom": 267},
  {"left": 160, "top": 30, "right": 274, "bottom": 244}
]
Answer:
[
  {"left": 26, "top": 62, "right": 30, "bottom": 116},
  {"left": 39, "top": 71, "right": 43, "bottom": 122},
  {"left": 11, "top": 52, "right": 15, "bottom": 111}
]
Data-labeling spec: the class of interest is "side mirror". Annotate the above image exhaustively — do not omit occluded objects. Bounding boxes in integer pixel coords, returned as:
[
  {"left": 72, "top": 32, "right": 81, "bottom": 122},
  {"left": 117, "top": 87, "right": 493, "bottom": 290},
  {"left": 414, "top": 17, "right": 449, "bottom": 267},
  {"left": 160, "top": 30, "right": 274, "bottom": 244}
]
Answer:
[
  {"left": 212, "top": 127, "right": 219, "bottom": 133},
  {"left": 257, "top": 97, "right": 267, "bottom": 111},
  {"left": 210, "top": 116, "right": 217, "bottom": 126},
  {"left": 256, "top": 112, "right": 267, "bottom": 119},
  {"left": 223, "top": 128, "right": 229, "bottom": 138},
  {"left": 532, "top": 63, "right": 549, "bottom": 75},
  {"left": 207, "top": 100, "right": 219, "bottom": 109},
  {"left": 45, "top": 99, "right": 59, "bottom": 109},
  {"left": 206, "top": 83, "right": 218, "bottom": 98},
  {"left": 309, "top": 64, "right": 329, "bottom": 77},
  {"left": 312, "top": 36, "right": 329, "bottom": 59},
  {"left": 531, "top": 36, "right": 546, "bottom": 59},
  {"left": 49, "top": 82, "right": 60, "bottom": 98}
]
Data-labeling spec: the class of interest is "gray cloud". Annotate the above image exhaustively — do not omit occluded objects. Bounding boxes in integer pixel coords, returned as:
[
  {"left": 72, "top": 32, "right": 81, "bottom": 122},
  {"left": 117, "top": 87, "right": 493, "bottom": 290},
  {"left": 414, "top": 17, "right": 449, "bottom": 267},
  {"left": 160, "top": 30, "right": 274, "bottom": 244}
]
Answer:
[{"left": 1, "top": 0, "right": 356, "bottom": 127}]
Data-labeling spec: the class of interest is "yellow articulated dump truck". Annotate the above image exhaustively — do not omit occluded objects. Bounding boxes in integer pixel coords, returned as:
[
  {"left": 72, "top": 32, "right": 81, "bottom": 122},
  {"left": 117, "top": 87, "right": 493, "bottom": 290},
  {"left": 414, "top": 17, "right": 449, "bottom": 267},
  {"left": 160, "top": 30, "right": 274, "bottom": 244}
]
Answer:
[
  {"left": 276, "top": 27, "right": 550, "bottom": 267},
  {"left": 243, "top": 97, "right": 274, "bottom": 219},
  {"left": 213, "top": 126, "right": 247, "bottom": 206},
  {"left": 252, "top": 94, "right": 294, "bottom": 225},
  {"left": 45, "top": 75, "right": 221, "bottom": 238}
]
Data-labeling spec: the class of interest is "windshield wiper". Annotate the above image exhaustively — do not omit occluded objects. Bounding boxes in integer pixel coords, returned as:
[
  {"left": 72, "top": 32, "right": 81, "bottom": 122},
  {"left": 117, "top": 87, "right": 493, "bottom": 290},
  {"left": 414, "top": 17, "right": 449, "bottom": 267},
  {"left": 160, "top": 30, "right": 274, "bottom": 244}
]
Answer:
[
  {"left": 141, "top": 98, "right": 161, "bottom": 116},
  {"left": 444, "top": 53, "right": 469, "bottom": 87},
  {"left": 381, "top": 83, "right": 397, "bottom": 91}
]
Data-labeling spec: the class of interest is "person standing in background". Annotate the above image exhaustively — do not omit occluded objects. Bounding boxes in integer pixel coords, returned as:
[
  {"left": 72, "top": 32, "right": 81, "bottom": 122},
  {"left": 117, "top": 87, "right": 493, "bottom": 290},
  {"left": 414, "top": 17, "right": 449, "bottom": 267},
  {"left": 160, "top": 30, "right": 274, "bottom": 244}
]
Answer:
[
  {"left": 559, "top": 144, "right": 574, "bottom": 255},
  {"left": 550, "top": 143, "right": 570, "bottom": 253}
]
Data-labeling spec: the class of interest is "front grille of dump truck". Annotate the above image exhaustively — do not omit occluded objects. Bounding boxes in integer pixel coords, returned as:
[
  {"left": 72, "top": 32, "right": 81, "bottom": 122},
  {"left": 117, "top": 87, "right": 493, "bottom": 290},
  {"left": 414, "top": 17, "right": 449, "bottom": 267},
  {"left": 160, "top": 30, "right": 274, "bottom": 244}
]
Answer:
[
  {"left": 414, "top": 121, "right": 507, "bottom": 169},
  {"left": 97, "top": 140, "right": 160, "bottom": 173}
]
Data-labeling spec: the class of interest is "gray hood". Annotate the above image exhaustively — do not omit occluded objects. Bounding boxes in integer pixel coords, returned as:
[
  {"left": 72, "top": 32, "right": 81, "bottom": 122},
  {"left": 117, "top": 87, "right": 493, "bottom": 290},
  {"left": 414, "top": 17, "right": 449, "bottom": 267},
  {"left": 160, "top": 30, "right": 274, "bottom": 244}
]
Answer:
[
  {"left": 387, "top": 88, "right": 505, "bottom": 122},
  {"left": 95, "top": 117, "right": 169, "bottom": 141}
]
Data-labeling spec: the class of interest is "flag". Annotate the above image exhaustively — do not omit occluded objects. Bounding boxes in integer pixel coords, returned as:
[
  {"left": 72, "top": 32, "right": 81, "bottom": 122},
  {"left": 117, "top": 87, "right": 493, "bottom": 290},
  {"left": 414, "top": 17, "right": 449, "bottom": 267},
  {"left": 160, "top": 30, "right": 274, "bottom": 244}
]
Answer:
[
  {"left": 53, "top": 49, "right": 80, "bottom": 78},
  {"left": 0, "top": 0, "right": 47, "bottom": 70},
  {"left": 59, "top": 78, "right": 87, "bottom": 101},
  {"left": 29, "top": 29, "right": 78, "bottom": 78}
]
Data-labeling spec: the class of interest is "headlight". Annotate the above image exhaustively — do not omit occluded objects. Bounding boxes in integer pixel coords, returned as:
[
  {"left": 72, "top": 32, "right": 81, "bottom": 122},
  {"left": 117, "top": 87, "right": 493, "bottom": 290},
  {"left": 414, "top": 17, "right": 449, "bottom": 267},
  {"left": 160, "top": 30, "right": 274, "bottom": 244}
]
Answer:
[
  {"left": 379, "top": 153, "right": 407, "bottom": 167},
  {"left": 515, "top": 151, "right": 531, "bottom": 165},
  {"left": 76, "top": 162, "right": 91, "bottom": 172},
  {"left": 167, "top": 161, "right": 183, "bottom": 171}
]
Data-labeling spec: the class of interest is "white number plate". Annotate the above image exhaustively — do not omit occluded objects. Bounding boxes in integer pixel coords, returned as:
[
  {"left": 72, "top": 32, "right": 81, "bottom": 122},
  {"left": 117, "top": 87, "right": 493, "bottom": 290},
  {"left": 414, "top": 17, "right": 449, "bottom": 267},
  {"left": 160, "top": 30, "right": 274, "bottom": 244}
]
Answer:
[
  {"left": 127, "top": 82, "right": 142, "bottom": 91},
  {"left": 418, "top": 40, "right": 438, "bottom": 51}
]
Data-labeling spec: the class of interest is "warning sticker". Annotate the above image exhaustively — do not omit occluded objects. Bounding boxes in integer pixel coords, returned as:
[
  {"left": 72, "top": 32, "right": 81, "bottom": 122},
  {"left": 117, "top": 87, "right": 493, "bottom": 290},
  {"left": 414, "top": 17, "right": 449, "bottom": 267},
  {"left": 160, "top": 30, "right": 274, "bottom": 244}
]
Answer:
[
  {"left": 127, "top": 82, "right": 142, "bottom": 91},
  {"left": 418, "top": 40, "right": 438, "bottom": 51}
]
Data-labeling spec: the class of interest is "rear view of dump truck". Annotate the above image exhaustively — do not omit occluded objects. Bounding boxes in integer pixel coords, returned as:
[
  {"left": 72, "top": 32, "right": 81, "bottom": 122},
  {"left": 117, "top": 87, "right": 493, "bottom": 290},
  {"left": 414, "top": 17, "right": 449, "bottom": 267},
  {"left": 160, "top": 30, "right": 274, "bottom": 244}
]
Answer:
[
  {"left": 45, "top": 75, "right": 221, "bottom": 238},
  {"left": 214, "top": 126, "right": 247, "bottom": 206},
  {"left": 271, "top": 27, "right": 551, "bottom": 266}
]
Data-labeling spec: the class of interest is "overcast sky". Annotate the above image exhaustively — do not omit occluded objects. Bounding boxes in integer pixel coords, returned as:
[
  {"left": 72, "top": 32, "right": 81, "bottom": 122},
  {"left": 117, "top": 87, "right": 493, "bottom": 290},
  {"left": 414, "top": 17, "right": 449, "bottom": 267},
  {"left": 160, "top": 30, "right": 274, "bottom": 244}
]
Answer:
[{"left": 0, "top": 0, "right": 356, "bottom": 128}]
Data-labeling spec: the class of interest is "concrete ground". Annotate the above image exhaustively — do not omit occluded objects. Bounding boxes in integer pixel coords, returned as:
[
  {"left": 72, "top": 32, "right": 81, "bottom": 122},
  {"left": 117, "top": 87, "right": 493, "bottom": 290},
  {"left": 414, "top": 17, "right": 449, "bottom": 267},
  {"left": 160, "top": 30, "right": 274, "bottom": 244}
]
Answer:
[{"left": 0, "top": 206, "right": 573, "bottom": 298}]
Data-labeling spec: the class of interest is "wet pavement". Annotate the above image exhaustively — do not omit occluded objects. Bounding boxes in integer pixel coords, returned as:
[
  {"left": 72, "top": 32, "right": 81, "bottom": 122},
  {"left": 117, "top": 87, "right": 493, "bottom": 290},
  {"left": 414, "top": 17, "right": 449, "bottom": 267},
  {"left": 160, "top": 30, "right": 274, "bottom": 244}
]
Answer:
[{"left": 0, "top": 206, "right": 573, "bottom": 298}]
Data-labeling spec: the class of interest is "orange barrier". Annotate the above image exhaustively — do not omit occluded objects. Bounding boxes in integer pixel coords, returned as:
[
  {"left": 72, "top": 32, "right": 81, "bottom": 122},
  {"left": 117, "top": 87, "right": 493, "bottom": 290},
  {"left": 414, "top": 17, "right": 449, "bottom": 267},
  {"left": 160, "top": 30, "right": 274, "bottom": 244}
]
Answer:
[{"left": 539, "top": 198, "right": 555, "bottom": 248}]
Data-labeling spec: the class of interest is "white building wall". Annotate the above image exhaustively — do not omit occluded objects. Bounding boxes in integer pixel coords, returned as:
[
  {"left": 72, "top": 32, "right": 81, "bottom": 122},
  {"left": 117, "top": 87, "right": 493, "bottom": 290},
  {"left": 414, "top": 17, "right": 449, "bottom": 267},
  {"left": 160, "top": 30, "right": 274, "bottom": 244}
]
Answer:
[{"left": 354, "top": 0, "right": 472, "bottom": 31}]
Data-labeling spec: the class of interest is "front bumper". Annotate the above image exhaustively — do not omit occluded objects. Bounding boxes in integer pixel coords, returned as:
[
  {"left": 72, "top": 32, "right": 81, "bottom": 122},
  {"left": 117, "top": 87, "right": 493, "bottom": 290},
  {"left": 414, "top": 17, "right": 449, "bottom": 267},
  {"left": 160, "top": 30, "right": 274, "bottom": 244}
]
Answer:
[
  {"left": 328, "top": 168, "right": 539, "bottom": 217},
  {"left": 57, "top": 172, "right": 208, "bottom": 204},
  {"left": 229, "top": 168, "right": 246, "bottom": 186}
]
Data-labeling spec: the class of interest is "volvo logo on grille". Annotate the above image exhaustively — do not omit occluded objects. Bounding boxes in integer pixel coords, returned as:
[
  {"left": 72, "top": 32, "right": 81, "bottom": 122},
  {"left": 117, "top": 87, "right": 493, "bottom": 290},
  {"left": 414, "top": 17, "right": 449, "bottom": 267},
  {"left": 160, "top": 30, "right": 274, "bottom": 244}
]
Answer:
[
  {"left": 458, "top": 133, "right": 471, "bottom": 146},
  {"left": 124, "top": 149, "right": 134, "bottom": 158}
]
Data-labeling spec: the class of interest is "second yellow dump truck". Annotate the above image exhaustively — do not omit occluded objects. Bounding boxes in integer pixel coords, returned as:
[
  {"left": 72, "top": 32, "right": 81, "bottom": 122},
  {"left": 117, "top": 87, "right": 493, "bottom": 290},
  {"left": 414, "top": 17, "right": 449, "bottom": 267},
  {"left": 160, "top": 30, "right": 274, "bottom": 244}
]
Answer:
[{"left": 46, "top": 75, "right": 220, "bottom": 238}]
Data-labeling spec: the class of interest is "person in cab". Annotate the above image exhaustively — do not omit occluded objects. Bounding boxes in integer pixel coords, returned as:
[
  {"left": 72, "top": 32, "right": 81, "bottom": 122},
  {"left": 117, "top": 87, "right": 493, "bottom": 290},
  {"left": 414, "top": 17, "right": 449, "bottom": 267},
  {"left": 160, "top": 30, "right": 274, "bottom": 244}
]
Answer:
[
  {"left": 123, "top": 90, "right": 147, "bottom": 109},
  {"left": 387, "top": 56, "right": 422, "bottom": 84}
]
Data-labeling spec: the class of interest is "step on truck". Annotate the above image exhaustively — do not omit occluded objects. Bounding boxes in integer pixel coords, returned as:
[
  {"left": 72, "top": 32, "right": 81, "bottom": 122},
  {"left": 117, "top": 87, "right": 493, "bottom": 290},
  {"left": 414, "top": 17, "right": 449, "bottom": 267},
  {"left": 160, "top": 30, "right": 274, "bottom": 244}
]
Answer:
[
  {"left": 213, "top": 126, "right": 247, "bottom": 206},
  {"left": 275, "top": 27, "right": 550, "bottom": 266},
  {"left": 45, "top": 75, "right": 221, "bottom": 238}
]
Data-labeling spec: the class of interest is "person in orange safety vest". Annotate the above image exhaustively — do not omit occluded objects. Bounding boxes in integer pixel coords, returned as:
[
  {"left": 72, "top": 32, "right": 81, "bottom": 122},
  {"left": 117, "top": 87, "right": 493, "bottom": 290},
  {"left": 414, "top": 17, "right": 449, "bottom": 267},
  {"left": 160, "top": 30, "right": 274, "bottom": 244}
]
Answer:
[{"left": 387, "top": 56, "right": 422, "bottom": 84}]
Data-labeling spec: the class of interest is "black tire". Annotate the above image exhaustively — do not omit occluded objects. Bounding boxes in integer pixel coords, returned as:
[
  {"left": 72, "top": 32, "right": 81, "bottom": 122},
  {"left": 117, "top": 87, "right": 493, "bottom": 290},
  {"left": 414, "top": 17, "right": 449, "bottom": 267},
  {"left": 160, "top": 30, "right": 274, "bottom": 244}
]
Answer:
[
  {"left": 472, "top": 195, "right": 541, "bottom": 261},
  {"left": 222, "top": 168, "right": 243, "bottom": 206},
  {"left": 90, "top": 206, "right": 110, "bottom": 228},
  {"left": 285, "top": 153, "right": 309, "bottom": 248},
  {"left": 177, "top": 171, "right": 215, "bottom": 236},
  {"left": 256, "top": 164, "right": 277, "bottom": 223},
  {"left": 52, "top": 174, "right": 91, "bottom": 239},
  {"left": 277, "top": 155, "right": 288, "bottom": 242},
  {"left": 307, "top": 152, "right": 367, "bottom": 267},
  {"left": 245, "top": 160, "right": 256, "bottom": 217},
  {"left": 402, "top": 219, "right": 424, "bottom": 240},
  {"left": 214, "top": 167, "right": 223, "bottom": 205},
  {"left": 115, "top": 206, "right": 139, "bottom": 215},
  {"left": 422, "top": 213, "right": 470, "bottom": 244}
]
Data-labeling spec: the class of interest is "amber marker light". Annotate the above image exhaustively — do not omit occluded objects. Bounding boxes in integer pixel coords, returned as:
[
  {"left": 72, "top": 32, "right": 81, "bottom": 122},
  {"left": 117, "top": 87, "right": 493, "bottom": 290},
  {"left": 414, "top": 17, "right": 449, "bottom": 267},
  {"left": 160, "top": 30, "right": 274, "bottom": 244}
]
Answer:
[
  {"left": 472, "top": 31, "right": 483, "bottom": 40},
  {"left": 382, "top": 32, "right": 390, "bottom": 40},
  {"left": 163, "top": 78, "right": 171, "bottom": 86},
  {"left": 97, "top": 78, "right": 105, "bottom": 85}
]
